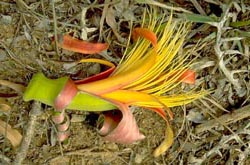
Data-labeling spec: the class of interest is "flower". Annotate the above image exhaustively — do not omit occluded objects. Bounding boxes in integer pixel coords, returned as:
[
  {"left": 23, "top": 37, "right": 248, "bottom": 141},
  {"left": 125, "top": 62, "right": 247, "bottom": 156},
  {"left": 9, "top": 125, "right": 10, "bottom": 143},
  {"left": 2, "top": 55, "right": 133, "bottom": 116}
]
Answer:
[{"left": 24, "top": 10, "right": 206, "bottom": 157}]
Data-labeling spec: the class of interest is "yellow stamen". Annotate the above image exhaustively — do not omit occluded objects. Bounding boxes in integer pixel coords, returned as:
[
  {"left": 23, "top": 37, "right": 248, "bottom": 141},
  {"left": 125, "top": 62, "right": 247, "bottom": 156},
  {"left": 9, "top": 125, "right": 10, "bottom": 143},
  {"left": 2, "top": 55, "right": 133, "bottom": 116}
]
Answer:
[{"left": 79, "top": 58, "right": 115, "bottom": 68}]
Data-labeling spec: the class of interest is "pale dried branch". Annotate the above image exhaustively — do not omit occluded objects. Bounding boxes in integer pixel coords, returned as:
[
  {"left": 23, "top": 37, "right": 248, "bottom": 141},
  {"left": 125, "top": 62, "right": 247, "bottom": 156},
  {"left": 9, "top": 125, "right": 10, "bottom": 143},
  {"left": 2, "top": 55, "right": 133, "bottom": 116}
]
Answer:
[
  {"left": 190, "top": 0, "right": 206, "bottom": 15},
  {"left": 136, "top": 0, "right": 192, "bottom": 13},
  {"left": 195, "top": 104, "right": 250, "bottom": 134},
  {"left": 238, "top": 142, "right": 250, "bottom": 165},
  {"left": 51, "top": 0, "right": 59, "bottom": 56},
  {"left": 13, "top": 101, "right": 42, "bottom": 165},
  {"left": 212, "top": 3, "right": 241, "bottom": 89}
]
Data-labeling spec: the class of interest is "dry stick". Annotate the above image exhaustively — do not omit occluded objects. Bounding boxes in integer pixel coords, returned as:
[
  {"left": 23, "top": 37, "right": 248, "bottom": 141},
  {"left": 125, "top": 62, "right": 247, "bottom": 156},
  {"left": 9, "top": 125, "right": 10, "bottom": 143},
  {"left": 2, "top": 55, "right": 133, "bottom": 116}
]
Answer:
[
  {"left": 190, "top": 0, "right": 206, "bottom": 15},
  {"left": 52, "top": 0, "right": 59, "bottom": 56},
  {"left": 98, "top": 0, "right": 109, "bottom": 42},
  {"left": 213, "top": 3, "right": 241, "bottom": 89},
  {"left": 195, "top": 104, "right": 250, "bottom": 134},
  {"left": 47, "top": 147, "right": 129, "bottom": 164},
  {"left": 13, "top": 101, "right": 42, "bottom": 165},
  {"left": 139, "top": 0, "right": 192, "bottom": 13}
]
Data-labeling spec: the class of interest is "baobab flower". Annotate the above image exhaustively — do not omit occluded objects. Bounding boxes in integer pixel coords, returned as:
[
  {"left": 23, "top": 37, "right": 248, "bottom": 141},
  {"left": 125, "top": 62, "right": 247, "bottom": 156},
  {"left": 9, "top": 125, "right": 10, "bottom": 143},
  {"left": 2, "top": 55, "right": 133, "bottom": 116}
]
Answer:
[{"left": 24, "top": 11, "right": 206, "bottom": 157}]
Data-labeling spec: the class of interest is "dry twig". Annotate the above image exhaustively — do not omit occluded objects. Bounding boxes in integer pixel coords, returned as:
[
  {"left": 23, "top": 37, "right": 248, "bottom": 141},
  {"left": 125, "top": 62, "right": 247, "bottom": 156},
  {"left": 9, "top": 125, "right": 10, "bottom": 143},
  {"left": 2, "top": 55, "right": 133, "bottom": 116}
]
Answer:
[
  {"left": 211, "top": 3, "right": 241, "bottom": 89},
  {"left": 51, "top": 0, "right": 59, "bottom": 56},
  {"left": 195, "top": 104, "right": 250, "bottom": 134},
  {"left": 13, "top": 101, "right": 42, "bottom": 165}
]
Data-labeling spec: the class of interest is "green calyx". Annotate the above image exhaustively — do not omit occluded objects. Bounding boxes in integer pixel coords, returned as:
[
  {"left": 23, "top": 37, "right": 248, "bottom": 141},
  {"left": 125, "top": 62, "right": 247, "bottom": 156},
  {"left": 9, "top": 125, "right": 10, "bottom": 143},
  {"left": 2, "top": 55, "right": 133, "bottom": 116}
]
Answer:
[{"left": 23, "top": 73, "right": 116, "bottom": 111}]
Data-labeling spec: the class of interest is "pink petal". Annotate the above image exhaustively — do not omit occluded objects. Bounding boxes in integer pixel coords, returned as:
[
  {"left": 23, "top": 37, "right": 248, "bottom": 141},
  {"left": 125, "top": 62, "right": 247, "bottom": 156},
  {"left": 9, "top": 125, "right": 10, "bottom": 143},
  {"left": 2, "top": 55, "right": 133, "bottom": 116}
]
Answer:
[
  {"left": 99, "top": 103, "right": 145, "bottom": 144},
  {"left": 57, "top": 130, "right": 70, "bottom": 142},
  {"left": 52, "top": 111, "right": 65, "bottom": 124},
  {"left": 52, "top": 112, "right": 71, "bottom": 142},
  {"left": 54, "top": 79, "right": 78, "bottom": 111},
  {"left": 57, "top": 115, "right": 70, "bottom": 132}
]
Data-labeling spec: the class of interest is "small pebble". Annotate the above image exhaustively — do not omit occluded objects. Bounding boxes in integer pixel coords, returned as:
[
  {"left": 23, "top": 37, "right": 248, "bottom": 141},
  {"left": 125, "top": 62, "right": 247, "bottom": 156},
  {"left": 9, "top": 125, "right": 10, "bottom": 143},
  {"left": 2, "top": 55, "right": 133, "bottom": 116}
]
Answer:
[
  {"left": 105, "top": 143, "right": 119, "bottom": 151},
  {"left": 71, "top": 114, "right": 86, "bottom": 122},
  {"left": 134, "top": 154, "right": 144, "bottom": 164},
  {"left": 1, "top": 15, "right": 12, "bottom": 24}
]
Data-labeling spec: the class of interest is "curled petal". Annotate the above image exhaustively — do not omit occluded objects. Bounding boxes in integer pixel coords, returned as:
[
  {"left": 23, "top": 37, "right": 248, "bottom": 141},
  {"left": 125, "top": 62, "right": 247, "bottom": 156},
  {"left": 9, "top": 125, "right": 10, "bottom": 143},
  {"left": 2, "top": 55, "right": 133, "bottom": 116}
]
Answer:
[
  {"left": 57, "top": 115, "right": 70, "bottom": 132},
  {"left": 57, "top": 129, "right": 70, "bottom": 142},
  {"left": 98, "top": 111, "right": 122, "bottom": 135},
  {"left": 75, "top": 59, "right": 116, "bottom": 84},
  {"left": 52, "top": 111, "right": 65, "bottom": 124},
  {"left": 52, "top": 112, "right": 70, "bottom": 142},
  {"left": 132, "top": 28, "right": 157, "bottom": 47},
  {"left": 178, "top": 70, "right": 195, "bottom": 84},
  {"left": 99, "top": 103, "right": 145, "bottom": 144},
  {"left": 100, "top": 90, "right": 175, "bottom": 156},
  {"left": 57, "top": 34, "right": 109, "bottom": 54},
  {"left": 54, "top": 79, "right": 78, "bottom": 111}
]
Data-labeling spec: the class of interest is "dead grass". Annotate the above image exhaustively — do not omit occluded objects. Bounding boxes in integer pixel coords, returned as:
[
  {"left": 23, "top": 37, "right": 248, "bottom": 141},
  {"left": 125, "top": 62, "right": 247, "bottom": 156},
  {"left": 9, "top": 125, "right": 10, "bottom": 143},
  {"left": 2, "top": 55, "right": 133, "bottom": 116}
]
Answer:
[{"left": 0, "top": 0, "right": 250, "bottom": 164}]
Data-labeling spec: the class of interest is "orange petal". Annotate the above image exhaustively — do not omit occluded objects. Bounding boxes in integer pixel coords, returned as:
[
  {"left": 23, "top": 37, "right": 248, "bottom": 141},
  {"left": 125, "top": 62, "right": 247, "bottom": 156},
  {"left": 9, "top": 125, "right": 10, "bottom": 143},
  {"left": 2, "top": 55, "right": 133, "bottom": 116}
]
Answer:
[
  {"left": 101, "top": 90, "right": 171, "bottom": 121},
  {"left": 132, "top": 28, "right": 157, "bottom": 47},
  {"left": 77, "top": 52, "right": 156, "bottom": 95},
  {"left": 57, "top": 34, "right": 109, "bottom": 54},
  {"left": 101, "top": 89, "right": 169, "bottom": 122},
  {"left": 178, "top": 70, "right": 196, "bottom": 84},
  {"left": 157, "top": 69, "right": 196, "bottom": 85},
  {"left": 101, "top": 90, "right": 170, "bottom": 120},
  {"left": 101, "top": 90, "right": 162, "bottom": 107}
]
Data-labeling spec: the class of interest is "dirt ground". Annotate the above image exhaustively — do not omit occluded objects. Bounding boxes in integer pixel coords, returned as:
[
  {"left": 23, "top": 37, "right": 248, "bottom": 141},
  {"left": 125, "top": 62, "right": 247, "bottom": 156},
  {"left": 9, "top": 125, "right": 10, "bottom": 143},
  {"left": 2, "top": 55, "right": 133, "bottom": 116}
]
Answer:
[{"left": 1, "top": 0, "right": 250, "bottom": 164}]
